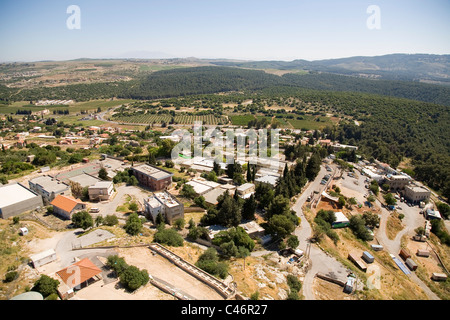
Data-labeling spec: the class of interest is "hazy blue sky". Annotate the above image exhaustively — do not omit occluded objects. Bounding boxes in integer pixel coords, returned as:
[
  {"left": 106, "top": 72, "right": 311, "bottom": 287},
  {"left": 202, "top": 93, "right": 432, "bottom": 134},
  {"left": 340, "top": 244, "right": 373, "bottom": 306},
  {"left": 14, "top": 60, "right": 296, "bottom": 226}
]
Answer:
[{"left": 0, "top": 0, "right": 449, "bottom": 62}]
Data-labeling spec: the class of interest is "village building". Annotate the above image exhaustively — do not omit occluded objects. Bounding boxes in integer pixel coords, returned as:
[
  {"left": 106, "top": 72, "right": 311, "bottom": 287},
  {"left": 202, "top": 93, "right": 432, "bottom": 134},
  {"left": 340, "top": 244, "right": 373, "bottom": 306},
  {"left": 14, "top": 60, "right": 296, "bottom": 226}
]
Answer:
[
  {"left": 144, "top": 191, "right": 184, "bottom": 225},
  {"left": 50, "top": 195, "right": 86, "bottom": 220},
  {"left": 56, "top": 258, "right": 103, "bottom": 300},
  {"left": 28, "top": 175, "right": 71, "bottom": 204},
  {"left": 404, "top": 185, "right": 431, "bottom": 204},
  {"left": 131, "top": 164, "right": 173, "bottom": 191},
  {"left": 88, "top": 181, "right": 114, "bottom": 201}
]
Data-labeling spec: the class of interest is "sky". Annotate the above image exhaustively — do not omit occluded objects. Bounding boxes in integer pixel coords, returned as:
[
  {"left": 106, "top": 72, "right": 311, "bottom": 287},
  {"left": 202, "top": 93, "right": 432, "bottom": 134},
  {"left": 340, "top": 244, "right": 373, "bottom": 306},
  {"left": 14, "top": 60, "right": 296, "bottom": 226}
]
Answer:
[{"left": 0, "top": 0, "right": 449, "bottom": 62}]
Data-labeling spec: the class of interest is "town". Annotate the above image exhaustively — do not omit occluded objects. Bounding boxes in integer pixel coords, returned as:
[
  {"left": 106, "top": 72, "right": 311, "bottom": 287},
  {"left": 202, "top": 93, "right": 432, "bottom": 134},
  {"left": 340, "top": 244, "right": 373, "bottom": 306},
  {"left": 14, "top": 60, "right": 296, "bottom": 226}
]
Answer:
[{"left": 0, "top": 104, "right": 449, "bottom": 301}]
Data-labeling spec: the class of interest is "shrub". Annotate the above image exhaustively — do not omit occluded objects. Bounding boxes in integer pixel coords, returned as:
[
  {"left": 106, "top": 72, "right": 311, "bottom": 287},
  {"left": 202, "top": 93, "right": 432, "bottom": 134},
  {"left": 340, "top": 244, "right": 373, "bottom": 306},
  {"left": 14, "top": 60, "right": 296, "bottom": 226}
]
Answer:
[
  {"left": 32, "top": 275, "right": 60, "bottom": 298},
  {"left": 154, "top": 228, "right": 184, "bottom": 247}
]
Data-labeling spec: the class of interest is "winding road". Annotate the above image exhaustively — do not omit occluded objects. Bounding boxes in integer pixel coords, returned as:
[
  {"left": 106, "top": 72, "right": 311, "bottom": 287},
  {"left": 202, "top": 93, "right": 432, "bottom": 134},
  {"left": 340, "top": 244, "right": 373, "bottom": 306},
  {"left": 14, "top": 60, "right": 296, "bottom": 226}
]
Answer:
[{"left": 292, "top": 164, "right": 351, "bottom": 300}]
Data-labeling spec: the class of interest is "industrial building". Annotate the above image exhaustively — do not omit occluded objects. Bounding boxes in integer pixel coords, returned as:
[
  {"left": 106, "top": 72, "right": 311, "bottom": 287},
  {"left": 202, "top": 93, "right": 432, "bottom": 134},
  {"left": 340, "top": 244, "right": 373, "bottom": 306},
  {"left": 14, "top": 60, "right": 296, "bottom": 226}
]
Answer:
[
  {"left": 0, "top": 183, "right": 43, "bottom": 219},
  {"left": 144, "top": 191, "right": 184, "bottom": 225}
]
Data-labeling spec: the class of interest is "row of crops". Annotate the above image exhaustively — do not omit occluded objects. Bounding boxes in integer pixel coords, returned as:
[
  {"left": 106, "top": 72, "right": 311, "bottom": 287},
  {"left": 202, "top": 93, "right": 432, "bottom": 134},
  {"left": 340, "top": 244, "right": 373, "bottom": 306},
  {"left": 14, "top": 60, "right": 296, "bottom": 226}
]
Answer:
[{"left": 113, "top": 113, "right": 229, "bottom": 125}]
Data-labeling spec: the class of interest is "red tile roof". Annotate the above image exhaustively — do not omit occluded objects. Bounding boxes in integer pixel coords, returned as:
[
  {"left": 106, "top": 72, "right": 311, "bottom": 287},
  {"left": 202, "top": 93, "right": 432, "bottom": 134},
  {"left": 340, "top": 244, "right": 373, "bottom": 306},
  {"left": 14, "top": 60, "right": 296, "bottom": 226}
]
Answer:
[
  {"left": 56, "top": 258, "right": 102, "bottom": 288},
  {"left": 50, "top": 195, "right": 84, "bottom": 213}
]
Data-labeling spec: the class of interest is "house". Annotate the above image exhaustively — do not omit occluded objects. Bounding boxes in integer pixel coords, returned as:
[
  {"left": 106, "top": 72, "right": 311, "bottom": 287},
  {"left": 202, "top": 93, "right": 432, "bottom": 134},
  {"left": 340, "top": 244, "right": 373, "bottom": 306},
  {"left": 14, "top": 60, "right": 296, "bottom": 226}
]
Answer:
[
  {"left": 144, "top": 191, "right": 184, "bottom": 225},
  {"left": 0, "top": 183, "right": 43, "bottom": 219},
  {"left": 131, "top": 164, "right": 173, "bottom": 191},
  {"left": 29, "top": 175, "right": 71, "bottom": 204},
  {"left": 56, "top": 258, "right": 103, "bottom": 300},
  {"left": 88, "top": 181, "right": 114, "bottom": 201},
  {"left": 51, "top": 195, "right": 86, "bottom": 220}
]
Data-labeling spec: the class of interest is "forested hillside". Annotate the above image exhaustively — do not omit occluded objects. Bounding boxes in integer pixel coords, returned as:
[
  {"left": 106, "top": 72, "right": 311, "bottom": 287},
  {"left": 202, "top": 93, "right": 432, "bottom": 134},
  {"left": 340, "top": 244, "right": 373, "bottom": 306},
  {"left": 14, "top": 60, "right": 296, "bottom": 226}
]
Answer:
[
  {"left": 121, "top": 66, "right": 289, "bottom": 99},
  {"left": 282, "top": 73, "right": 450, "bottom": 106}
]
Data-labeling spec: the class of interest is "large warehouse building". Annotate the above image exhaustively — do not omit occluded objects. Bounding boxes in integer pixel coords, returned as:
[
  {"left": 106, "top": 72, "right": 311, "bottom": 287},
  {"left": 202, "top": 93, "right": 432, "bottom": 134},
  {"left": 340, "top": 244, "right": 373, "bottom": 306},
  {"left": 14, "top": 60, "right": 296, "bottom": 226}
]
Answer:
[{"left": 0, "top": 183, "right": 44, "bottom": 219}]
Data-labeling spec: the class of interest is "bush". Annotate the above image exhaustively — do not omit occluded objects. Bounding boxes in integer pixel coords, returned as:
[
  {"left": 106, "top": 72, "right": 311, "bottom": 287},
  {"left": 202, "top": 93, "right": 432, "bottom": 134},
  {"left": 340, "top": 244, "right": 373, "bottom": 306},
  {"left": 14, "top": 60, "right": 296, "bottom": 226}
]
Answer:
[
  {"left": 154, "top": 228, "right": 184, "bottom": 247},
  {"left": 104, "top": 214, "right": 119, "bottom": 226},
  {"left": 4, "top": 271, "right": 18, "bottom": 283},
  {"left": 195, "top": 248, "right": 229, "bottom": 279}
]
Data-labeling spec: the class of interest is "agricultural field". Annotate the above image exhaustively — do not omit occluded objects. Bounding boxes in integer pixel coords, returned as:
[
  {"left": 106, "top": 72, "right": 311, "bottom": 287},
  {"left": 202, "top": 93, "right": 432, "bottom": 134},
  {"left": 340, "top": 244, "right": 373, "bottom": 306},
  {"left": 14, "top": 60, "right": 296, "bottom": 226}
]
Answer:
[
  {"left": 113, "top": 112, "right": 228, "bottom": 126},
  {"left": 229, "top": 114, "right": 257, "bottom": 126},
  {"left": 287, "top": 116, "right": 332, "bottom": 130}
]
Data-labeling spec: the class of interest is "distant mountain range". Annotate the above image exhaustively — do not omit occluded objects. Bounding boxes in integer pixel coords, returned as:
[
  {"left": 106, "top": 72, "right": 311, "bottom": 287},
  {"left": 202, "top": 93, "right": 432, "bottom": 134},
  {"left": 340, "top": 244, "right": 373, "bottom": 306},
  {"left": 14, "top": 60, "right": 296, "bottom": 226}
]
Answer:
[{"left": 208, "top": 53, "right": 450, "bottom": 85}]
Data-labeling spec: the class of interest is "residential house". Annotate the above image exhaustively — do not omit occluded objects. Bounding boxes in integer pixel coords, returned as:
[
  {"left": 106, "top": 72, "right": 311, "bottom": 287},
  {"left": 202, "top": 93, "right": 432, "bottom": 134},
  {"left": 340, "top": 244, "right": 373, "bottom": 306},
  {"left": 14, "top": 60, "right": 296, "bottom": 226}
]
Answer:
[
  {"left": 51, "top": 195, "right": 86, "bottom": 220},
  {"left": 88, "top": 181, "right": 114, "bottom": 201}
]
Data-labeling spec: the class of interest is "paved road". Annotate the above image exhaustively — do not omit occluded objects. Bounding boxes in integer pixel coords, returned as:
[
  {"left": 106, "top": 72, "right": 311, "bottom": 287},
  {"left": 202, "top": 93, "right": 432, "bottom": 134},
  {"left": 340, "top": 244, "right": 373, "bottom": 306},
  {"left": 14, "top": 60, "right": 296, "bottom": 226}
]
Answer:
[{"left": 292, "top": 164, "right": 351, "bottom": 300}]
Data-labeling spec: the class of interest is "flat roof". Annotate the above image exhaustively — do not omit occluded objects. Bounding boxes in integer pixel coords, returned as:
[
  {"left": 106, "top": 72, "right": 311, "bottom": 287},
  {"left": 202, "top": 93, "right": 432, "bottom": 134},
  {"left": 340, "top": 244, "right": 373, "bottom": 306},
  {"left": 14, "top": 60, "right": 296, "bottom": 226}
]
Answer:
[
  {"left": 30, "top": 249, "right": 56, "bottom": 262},
  {"left": 0, "top": 183, "right": 39, "bottom": 208},
  {"left": 68, "top": 173, "right": 101, "bottom": 188},
  {"left": 152, "top": 192, "right": 181, "bottom": 208},
  {"left": 89, "top": 181, "right": 113, "bottom": 189},
  {"left": 255, "top": 175, "right": 279, "bottom": 186},
  {"left": 186, "top": 181, "right": 213, "bottom": 195},
  {"left": 29, "top": 175, "right": 69, "bottom": 193},
  {"left": 132, "top": 164, "right": 173, "bottom": 180}
]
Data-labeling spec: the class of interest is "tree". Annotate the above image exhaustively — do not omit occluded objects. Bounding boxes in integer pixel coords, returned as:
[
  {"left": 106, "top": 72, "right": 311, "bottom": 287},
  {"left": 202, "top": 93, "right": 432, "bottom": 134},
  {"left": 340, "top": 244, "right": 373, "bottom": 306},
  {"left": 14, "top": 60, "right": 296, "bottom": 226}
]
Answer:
[
  {"left": 305, "top": 151, "right": 321, "bottom": 181},
  {"left": 173, "top": 218, "right": 185, "bottom": 230},
  {"left": 436, "top": 202, "right": 450, "bottom": 220},
  {"left": 267, "top": 195, "right": 291, "bottom": 219},
  {"left": 217, "top": 192, "right": 241, "bottom": 227},
  {"left": 180, "top": 184, "right": 196, "bottom": 199},
  {"left": 384, "top": 193, "right": 397, "bottom": 206},
  {"left": 369, "top": 180, "right": 379, "bottom": 196},
  {"left": 242, "top": 194, "right": 257, "bottom": 221},
  {"left": 98, "top": 167, "right": 109, "bottom": 180},
  {"left": 287, "top": 235, "right": 299, "bottom": 249},
  {"left": 129, "top": 202, "right": 139, "bottom": 212},
  {"left": 362, "top": 211, "right": 380, "bottom": 229},
  {"left": 119, "top": 266, "right": 149, "bottom": 292},
  {"left": 195, "top": 248, "right": 229, "bottom": 279},
  {"left": 95, "top": 215, "right": 104, "bottom": 227},
  {"left": 124, "top": 212, "right": 142, "bottom": 236},
  {"left": 349, "top": 215, "right": 373, "bottom": 241},
  {"left": 266, "top": 214, "right": 295, "bottom": 240},
  {"left": 72, "top": 211, "right": 93, "bottom": 230},
  {"left": 32, "top": 275, "right": 60, "bottom": 298}
]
